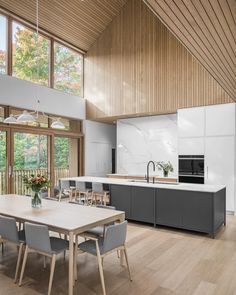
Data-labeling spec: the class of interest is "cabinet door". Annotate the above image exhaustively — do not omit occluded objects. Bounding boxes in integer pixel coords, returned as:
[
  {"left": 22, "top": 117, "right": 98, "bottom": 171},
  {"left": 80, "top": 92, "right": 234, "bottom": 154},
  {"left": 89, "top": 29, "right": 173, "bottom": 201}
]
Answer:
[
  {"left": 205, "top": 103, "right": 235, "bottom": 136},
  {"left": 182, "top": 191, "right": 213, "bottom": 233},
  {"left": 110, "top": 185, "right": 131, "bottom": 219},
  {"left": 156, "top": 189, "right": 182, "bottom": 227},
  {"left": 131, "top": 187, "right": 155, "bottom": 224},
  {"left": 205, "top": 136, "right": 235, "bottom": 211},
  {"left": 178, "top": 137, "right": 205, "bottom": 155},
  {"left": 178, "top": 107, "right": 205, "bottom": 138}
]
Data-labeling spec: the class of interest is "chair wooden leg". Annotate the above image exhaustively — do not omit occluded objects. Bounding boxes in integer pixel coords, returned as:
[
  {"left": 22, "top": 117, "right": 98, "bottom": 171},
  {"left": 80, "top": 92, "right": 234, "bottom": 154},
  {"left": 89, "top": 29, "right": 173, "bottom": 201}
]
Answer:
[
  {"left": 117, "top": 250, "right": 120, "bottom": 259},
  {"left": 124, "top": 245, "right": 132, "bottom": 281},
  {"left": 48, "top": 254, "right": 56, "bottom": 295},
  {"left": 96, "top": 241, "right": 106, "bottom": 295},
  {"left": 14, "top": 243, "right": 23, "bottom": 283},
  {"left": 43, "top": 256, "right": 47, "bottom": 269},
  {"left": 74, "top": 235, "right": 78, "bottom": 281},
  {"left": 19, "top": 245, "right": 29, "bottom": 286}
]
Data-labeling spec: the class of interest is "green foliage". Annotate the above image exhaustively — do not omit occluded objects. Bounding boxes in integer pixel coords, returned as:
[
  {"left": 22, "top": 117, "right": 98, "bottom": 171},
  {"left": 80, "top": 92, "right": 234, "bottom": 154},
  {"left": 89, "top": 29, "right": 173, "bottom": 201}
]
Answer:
[
  {"left": 12, "top": 26, "right": 49, "bottom": 86},
  {"left": 0, "top": 132, "right": 6, "bottom": 171},
  {"left": 12, "top": 24, "right": 82, "bottom": 95},
  {"left": 54, "top": 137, "right": 69, "bottom": 169},
  {"left": 156, "top": 161, "right": 174, "bottom": 173}
]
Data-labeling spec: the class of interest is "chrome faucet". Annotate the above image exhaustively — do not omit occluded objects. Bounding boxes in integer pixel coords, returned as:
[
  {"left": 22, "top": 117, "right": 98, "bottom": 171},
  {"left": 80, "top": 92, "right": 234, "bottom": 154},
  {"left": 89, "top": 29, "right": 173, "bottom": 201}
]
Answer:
[{"left": 146, "top": 160, "right": 155, "bottom": 183}]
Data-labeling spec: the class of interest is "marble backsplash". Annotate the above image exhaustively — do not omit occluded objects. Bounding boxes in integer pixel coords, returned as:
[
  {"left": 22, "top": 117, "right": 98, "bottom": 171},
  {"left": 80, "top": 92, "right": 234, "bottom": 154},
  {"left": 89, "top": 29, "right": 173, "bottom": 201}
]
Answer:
[{"left": 117, "top": 114, "right": 178, "bottom": 178}]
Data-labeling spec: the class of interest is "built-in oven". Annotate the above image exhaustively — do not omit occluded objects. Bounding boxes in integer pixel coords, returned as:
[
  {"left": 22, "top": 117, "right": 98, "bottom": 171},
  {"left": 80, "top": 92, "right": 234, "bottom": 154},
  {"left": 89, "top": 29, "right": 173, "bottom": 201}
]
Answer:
[{"left": 178, "top": 155, "right": 204, "bottom": 184}]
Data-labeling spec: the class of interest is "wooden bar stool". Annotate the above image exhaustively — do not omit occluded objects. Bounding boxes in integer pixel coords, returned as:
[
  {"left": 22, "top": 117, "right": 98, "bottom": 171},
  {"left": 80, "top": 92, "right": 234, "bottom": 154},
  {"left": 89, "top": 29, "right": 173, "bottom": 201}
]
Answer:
[
  {"left": 91, "top": 183, "right": 110, "bottom": 206},
  {"left": 75, "top": 181, "right": 92, "bottom": 205}
]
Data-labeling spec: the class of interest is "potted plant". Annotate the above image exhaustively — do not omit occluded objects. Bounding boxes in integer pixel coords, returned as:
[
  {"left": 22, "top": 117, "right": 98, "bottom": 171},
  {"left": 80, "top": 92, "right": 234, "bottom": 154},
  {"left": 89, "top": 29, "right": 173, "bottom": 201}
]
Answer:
[
  {"left": 156, "top": 161, "right": 173, "bottom": 177},
  {"left": 23, "top": 174, "right": 50, "bottom": 208}
]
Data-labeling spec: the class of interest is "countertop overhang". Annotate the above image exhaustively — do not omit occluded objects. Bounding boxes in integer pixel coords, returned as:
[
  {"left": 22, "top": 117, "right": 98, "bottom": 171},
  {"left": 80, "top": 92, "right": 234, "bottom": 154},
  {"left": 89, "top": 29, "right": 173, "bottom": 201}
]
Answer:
[{"left": 61, "top": 176, "right": 225, "bottom": 193}]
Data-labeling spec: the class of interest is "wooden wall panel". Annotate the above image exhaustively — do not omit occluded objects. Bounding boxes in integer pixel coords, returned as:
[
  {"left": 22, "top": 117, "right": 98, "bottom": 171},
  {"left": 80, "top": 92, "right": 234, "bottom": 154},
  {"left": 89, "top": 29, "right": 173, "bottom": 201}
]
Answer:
[
  {"left": 144, "top": 0, "right": 236, "bottom": 101},
  {"left": 85, "top": 0, "right": 233, "bottom": 121}
]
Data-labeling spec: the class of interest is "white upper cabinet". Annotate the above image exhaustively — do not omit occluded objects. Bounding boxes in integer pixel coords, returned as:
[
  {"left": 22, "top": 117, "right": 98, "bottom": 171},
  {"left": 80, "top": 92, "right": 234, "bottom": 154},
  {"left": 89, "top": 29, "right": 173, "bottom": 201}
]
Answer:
[
  {"left": 178, "top": 107, "right": 205, "bottom": 138},
  {"left": 178, "top": 138, "right": 205, "bottom": 155},
  {"left": 205, "top": 103, "right": 235, "bottom": 136}
]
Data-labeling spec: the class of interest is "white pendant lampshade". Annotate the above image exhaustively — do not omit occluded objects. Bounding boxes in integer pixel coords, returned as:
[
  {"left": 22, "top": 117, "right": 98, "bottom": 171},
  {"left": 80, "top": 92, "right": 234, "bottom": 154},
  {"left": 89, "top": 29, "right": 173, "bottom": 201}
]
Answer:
[
  {"left": 17, "top": 110, "right": 36, "bottom": 123},
  {"left": 3, "top": 114, "right": 17, "bottom": 124},
  {"left": 51, "top": 118, "right": 65, "bottom": 129}
]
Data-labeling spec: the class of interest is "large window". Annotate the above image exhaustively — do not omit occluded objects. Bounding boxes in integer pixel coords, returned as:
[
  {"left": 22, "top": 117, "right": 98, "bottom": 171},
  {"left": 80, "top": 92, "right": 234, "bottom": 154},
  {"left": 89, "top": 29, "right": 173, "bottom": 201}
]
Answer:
[
  {"left": 0, "top": 14, "right": 7, "bottom": 74},
  {"left": 0, "top": 13, "right": 83, "bottom": 96},
  {"left": 12, "top": 21, "right": 50, "bottom": 86},
  {"left": 54, "top": 43, "right": 82, "bottom": 96}
]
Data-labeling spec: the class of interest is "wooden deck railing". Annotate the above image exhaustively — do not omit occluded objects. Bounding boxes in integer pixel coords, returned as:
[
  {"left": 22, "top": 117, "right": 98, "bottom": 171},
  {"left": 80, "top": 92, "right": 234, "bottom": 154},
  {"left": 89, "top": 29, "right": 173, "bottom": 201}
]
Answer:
[{"left": 0, "top": 168, "right": 70, "bottom": 195}]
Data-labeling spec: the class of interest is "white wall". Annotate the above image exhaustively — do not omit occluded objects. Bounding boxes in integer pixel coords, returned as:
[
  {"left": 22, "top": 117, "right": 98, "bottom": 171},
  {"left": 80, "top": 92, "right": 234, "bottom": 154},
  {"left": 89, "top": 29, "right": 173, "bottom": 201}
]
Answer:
[
  {"left": 0, "top": 75, "right": 85, "bottom": 119},
  {"left": 117, "top": 114, "right": 178, "bottom": 177},
  {"left": 84, "top": 120, "right": 116, "bottom": 176}
]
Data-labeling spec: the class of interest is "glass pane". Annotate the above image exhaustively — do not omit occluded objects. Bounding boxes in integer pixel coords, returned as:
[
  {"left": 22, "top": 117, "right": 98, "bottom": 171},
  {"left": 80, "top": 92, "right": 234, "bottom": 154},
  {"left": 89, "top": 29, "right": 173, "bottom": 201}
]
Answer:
[
  {"left": 0, "top": 14, "right": 7, "bottom": 74},
  {"left": 0, "top": 106, "right": 5, "bottom": 122},
  {"left": 54, "top": 137, "right": 78, "bottom": 186},
  {"left": 12, "top": 21, "right": 50, "bottom": 86},
  {"left": 54, "top": 43, "right": 82, "bottom": 96},
  {"left": 13, "top": 132, "right": 48, "bottom": 195},
  {"left": 0, "top": 131, "right": 7, "bottom": 194}
]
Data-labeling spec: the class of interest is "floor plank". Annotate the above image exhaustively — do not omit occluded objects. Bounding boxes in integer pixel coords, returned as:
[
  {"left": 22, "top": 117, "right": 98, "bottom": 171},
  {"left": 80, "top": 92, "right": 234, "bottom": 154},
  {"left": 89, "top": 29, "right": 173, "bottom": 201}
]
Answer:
[{"left": 1, "top": 216, "right": 236, "bottom": 295}]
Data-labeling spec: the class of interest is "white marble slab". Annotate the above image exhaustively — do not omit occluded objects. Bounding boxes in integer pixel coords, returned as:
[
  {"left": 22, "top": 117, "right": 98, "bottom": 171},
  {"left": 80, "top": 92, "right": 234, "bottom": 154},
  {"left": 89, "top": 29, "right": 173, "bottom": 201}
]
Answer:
[
  {"left": 117, "top": 114, "right": 178, "bottom": 178},
  {"left": 62, "top": 176, "right": 225, "bottom": 193}
]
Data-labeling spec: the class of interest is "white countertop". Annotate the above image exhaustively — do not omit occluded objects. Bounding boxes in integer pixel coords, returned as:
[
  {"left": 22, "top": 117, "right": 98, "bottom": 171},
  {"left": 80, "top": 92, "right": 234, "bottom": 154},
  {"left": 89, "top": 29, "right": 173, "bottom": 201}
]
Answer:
[{"left": 61, "top": 176, "right": 225, "bottom": 193}]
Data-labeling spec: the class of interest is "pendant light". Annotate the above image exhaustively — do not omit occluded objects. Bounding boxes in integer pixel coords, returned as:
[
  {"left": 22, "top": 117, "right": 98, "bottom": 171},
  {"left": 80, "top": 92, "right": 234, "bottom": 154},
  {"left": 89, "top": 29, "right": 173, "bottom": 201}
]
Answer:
[{"left": 3, "top": 0, "right": 65, "bottom": 130}]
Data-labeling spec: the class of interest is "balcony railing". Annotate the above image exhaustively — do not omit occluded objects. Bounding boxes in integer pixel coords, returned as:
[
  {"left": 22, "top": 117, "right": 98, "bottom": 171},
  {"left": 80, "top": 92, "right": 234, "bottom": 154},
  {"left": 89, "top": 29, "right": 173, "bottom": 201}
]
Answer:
[{"left": 0, "top": 168, "right": 70, "bottom": 195}]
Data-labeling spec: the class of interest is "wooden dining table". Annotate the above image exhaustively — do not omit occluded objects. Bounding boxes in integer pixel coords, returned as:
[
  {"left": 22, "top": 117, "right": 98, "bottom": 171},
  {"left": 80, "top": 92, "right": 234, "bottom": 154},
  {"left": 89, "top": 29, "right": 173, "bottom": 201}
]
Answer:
[{"left": 0, "top": 194, "right": 125, "bottom": 295}]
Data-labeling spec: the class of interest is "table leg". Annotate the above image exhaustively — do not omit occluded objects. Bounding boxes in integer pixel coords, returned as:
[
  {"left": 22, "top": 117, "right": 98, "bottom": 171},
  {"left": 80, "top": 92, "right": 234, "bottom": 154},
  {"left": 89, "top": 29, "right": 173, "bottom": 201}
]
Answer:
[
  {"left": 119, "top": 214, "right": 125, "bottom": 266},
  {"left": 69, "top": 231, "right": 74, "bottom": 295}
]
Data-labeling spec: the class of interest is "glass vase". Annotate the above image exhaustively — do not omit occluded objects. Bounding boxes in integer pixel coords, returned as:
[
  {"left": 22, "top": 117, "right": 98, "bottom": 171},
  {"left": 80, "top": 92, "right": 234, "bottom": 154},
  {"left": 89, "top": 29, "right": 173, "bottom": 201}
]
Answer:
[
  {"left": 163, "top": 170, "right": 169, "bottom": 177},
  {"left": 31, "top": 190, "right": 42, "bottom": 208}
]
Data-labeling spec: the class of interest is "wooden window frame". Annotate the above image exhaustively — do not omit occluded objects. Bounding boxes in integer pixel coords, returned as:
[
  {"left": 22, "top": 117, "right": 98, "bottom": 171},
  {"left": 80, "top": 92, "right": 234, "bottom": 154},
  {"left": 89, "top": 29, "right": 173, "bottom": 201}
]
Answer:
[{"left": 0, "top": 9, "right": 84, "bottom": 97}]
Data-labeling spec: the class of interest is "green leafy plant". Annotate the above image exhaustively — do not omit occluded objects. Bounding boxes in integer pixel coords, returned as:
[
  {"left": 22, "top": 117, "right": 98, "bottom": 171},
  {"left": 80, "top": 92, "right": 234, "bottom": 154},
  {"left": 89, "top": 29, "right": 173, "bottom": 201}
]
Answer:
[{"left": 156, "top": 161, "right": 173, "bottom": 177}]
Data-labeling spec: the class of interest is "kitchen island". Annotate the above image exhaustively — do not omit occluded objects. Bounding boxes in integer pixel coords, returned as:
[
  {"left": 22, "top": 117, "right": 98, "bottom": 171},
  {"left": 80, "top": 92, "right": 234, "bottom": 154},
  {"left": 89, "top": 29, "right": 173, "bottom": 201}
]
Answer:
[{"left": 62, "top": 176, "right": 226, "bottom": 238}]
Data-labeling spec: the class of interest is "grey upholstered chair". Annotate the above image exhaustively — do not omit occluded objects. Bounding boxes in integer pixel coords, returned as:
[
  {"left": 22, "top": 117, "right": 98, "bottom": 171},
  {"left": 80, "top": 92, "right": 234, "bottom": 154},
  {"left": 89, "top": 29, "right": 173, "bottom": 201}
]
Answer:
[
  {"left": 75, "top": 181, "right": 92, "bottom": 205},
  {"left": 85, "top": 205, "right": 116, "bottom": 237},
  {"left": 77, "top": 220, "right": 132, "bottom": 295},
  {"left": 92, "top": 182, "right": 110, "bottom": 205},
  {"left": 0, "top": 215, "right": 25, "bottom": 283},
  {"left": 19, "top": 222, "right": 69, "bottom": 295}
]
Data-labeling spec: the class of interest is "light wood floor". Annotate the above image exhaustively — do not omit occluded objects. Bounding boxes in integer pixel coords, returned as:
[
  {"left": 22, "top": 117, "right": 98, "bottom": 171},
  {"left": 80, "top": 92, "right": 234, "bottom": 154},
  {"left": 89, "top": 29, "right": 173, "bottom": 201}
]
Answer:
[{"left": 1, "top": 215, "right": 236, "bottom": 295}]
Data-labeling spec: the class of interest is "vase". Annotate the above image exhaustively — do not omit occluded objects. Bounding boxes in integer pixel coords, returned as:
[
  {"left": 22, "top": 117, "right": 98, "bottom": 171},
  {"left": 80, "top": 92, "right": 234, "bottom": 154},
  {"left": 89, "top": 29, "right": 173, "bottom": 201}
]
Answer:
[
  {"left": 31, "top": 190, "right": 42, "bottom": 208},
  {"left": 163, "top": 170, "right": 169, "bottom": 177}
]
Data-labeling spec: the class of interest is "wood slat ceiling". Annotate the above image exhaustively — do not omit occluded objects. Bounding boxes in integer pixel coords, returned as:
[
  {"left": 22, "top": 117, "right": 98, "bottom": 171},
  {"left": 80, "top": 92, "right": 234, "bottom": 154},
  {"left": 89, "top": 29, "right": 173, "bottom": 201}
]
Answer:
[
  {"left": 143, "top": 0, "right": 236, "bottom": 102},
  {"left": 0, "top": 0, "right": 128, "bottom": 52}
]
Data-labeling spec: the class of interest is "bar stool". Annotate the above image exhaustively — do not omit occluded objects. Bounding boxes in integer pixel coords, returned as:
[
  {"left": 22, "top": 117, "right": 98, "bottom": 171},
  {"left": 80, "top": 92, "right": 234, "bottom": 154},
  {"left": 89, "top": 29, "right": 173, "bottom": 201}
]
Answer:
[
  {"left": 91, "top": 183, "right": 110, "bottom": 206},
  {"left": 59, "top": 179, "right": 75, "bottom": 202},
  {"left": 75, "top": 181, "right": 92, "bottom": 205}
]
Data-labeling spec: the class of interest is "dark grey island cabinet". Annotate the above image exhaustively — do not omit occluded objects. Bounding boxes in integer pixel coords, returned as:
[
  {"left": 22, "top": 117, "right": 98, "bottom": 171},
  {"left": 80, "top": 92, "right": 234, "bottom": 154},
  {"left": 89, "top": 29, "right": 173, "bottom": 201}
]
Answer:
[{"left": 110, "top": 184, "right": 226, "bottom": 237}]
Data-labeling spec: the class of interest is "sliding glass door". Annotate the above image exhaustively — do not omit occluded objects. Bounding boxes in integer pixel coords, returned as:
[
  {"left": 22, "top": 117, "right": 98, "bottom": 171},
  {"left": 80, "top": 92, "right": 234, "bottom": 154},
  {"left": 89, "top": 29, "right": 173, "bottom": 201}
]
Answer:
[
  {"left": 54, "top": 136, "right": 79, "bottom": 186},
  {"left": 0, "top": 130, "right": 7, "bottom": 194},
  {"left": 12, "top": 132, "right": 48, "bottom": 195}
]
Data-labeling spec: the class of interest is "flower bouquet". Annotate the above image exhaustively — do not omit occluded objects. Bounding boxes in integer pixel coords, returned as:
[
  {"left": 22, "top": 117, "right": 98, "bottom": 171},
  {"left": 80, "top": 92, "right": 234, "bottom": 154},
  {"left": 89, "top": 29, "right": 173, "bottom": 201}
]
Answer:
[{"left": 23, "top": 174, "right": 50, "bottom": 208}]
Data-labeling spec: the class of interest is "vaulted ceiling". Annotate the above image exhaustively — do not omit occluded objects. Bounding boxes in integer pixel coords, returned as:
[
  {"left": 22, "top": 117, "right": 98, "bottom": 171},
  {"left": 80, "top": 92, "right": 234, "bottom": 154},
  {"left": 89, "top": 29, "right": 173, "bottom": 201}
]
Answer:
[
  {"left": 0, "top": 0, "right": 235, "bottom": 102},
  {"left": 143, "top": 0, "right": 236, "bottom": 101},
  {"left": 0, "top": 0, "right": 128, "bottom": 52}
]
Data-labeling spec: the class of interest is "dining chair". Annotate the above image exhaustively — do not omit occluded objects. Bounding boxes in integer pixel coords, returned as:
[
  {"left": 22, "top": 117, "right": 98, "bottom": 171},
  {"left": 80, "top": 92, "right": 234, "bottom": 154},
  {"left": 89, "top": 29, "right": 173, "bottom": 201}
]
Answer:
[
  {"left": 76, "top": 220, "right": 132, "bottom": 295},
  {"left": 19, "top": 222, "right": 69, "bottom": 295},
  {"left": 92, "top": 183, "right": 110, "bottom": 206},
  {"left": 59, "top": 179, "right": 75, "bottom": 202},
  {"left": 0, "top": 215, "right": 26, "bottom": 283},
  {"left": 75, "top": 181, "right": 92, "bottom": 205},
  {"left": 85, "top": 205, "right": 116, "bottom": 237}
]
